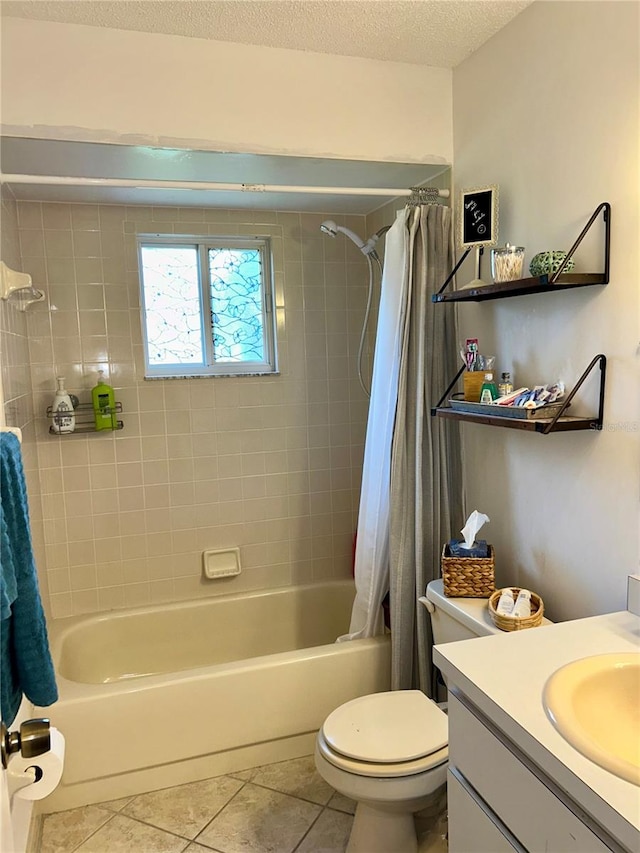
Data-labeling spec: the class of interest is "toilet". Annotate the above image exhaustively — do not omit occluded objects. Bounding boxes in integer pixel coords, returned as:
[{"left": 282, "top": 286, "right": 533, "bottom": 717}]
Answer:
[{"left": 315, "top": 579, "right": 550, "bottom": 853}]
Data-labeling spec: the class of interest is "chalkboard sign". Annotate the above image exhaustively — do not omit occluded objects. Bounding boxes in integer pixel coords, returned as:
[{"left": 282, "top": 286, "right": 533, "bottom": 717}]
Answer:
[{"left": 458, "top": 185, "right": 499, "bottom": 248}]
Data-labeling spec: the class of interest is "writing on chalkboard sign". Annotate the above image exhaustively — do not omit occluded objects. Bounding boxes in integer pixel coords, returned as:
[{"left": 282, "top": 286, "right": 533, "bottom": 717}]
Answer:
[{"left": 458, "top": 185, "right": 499, "bottom": 249}]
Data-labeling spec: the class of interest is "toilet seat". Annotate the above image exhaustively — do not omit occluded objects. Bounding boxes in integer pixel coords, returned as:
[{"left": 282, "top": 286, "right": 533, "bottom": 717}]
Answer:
[
  {"left": 317, "top": 728, "right": 448, "bottom": 778},
  {"left": 319, "top": 690, "right": 448, "bottom": 777}
]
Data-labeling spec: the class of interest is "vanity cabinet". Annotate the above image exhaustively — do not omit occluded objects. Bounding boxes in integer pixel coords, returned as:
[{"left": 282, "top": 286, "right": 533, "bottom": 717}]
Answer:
[
  {"left": 448, "top": 769, "right": 522, "bottom": 852},
  {"left": 447, "top": 691, "right": 619, "bottom": 853}
]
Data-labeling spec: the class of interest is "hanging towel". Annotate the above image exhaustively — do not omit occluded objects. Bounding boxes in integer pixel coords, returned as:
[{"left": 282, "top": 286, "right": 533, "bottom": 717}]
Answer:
[{"left": 0, "top": 432, "right": 58, "bottom": 725}]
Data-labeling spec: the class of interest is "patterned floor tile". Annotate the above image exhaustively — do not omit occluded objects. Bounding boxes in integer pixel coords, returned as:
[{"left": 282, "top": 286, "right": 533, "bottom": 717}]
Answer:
[
  {"left": 40, "top": 805, "right": 113, "bottom": 853},
  {"left": 34, "top": 756, "right": 446, "bottom": 853},
  {"left": 195, "top": 782, "right": 321, "bottom": 853},
  {"left": 327, "top": 791, "right": 356, "bottom": 815},
  {"left": 122, "top": 775, "right": 244, "bottom": 839},
  {"left": 417, "top": 809, "right": 449, "bottom": 853},
  {"left": 74, "top": 813, "right": 188, "bottom": 852},
  {"left": 296, "top": 807, "right": 353, "bottom": 853},
  {"left": 228, "top": 768, "right": 255, "bottom": 782},
  {"left": 183, "top": 845, "right": 219, "bottom": 853},
  {"left": 251, "top": 756, "right": 334, "bottom": 805},
  {"left": 98, "top": 794, "right": 136, "bottom": 812}
]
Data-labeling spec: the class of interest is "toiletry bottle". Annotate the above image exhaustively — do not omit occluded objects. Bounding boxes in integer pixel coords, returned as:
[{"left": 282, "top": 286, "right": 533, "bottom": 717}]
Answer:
[
  {"left": 480, "top": 372, "right": 499, "bottom": 403},
  {"left": 512, "top": 589, "right": 532, "bottom": 619},
  {"left": 92, "top": 370, "right": 116, "bottom": 431},
  {"left": 51, "top": 377, "right": 75, "bottom": 434},
  {"left": 496, "top": 588, "right": 515, "bottom": 616},
  {"left": 498, "top": 372, "right": 514, "bottom": 397}
]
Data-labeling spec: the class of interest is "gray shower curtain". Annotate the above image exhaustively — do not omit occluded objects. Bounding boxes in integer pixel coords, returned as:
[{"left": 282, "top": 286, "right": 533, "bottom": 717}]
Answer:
[{"left": 389, "top": 204, "right": 463, "bottom": 695}]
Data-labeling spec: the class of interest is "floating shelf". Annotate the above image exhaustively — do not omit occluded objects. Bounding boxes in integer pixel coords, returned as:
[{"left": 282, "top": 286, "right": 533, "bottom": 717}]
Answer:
[
  {"left": 47, "top": 402, "right": 123, "bottom": 435},
  {"left": 432, "top": 272, "right": 607, "bottom": 303},
  {"left": 433, "top": 407, "right": 599, "bottom": 433},
  {"left": 433, "top": 355, "right": 606, "bottom": 435},
  {"left": 433, "top": 202, "right": 610, "bottom": 303}
]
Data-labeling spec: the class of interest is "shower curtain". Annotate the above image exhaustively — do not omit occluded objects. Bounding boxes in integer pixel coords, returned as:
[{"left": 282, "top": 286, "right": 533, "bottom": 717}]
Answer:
[{"left": 339, "top": 203, "right": 463, "bottom": 698}]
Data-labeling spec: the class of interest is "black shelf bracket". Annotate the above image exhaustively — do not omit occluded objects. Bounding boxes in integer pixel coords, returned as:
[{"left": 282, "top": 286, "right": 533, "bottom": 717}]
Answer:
[
  {"left": 431, "top": 364, "right": 466, "bottom": 416},
  {"left": 435, "top": 248, "right": 472, "bottom": 296},
  {"left": 549, "top": 202, "right": 611, "bottom": 284},
  {"left": 538, "top": 353, "right": 607, "bottom": 434}
]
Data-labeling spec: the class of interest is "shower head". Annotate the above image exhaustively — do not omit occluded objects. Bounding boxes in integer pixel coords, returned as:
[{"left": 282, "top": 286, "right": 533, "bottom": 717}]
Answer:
[
  {"left": 319, "top": 220, "right": 366, "bottom": 251},
  {"left": 320, "top": 220, "right": 338, "bottom": 237}
]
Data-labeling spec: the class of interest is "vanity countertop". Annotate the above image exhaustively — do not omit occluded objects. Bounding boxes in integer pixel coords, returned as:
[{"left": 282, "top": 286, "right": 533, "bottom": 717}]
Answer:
[{"left": 434, "top": 610, "right": 640, "bottom": 852}]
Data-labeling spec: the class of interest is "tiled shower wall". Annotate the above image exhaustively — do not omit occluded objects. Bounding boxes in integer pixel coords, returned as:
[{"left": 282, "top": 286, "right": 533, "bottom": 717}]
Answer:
[
  {"left": 15, "top": 202, "right": 373, "bottom": 618},
  {"left": 0, "top": 187, "right": 50, "bottom": 611}
]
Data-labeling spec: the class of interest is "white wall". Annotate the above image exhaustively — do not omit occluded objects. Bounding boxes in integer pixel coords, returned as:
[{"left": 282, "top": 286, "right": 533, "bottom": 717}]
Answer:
[
  {"left": 452, "top": 1, "right": 639, "bottom": 618},
  {"left": 0, "top": 18, "right": 452, "bottom": 165}
]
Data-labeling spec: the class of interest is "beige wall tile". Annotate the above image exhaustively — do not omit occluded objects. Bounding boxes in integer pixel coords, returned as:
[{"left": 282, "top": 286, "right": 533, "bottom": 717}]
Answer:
[{"left": 12, "top": 200, "right": 369, "bottom": 618}]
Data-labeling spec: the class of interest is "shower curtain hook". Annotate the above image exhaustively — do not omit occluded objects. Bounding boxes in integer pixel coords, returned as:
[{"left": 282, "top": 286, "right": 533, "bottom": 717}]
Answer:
[{"left": 407, "top": 186, "right": 441, "bottom": 206}]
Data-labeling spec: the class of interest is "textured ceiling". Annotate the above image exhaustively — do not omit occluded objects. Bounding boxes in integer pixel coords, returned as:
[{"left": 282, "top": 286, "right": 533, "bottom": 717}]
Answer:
[{"left": 1, "top": 0, "right": 533, "bottom": 68}]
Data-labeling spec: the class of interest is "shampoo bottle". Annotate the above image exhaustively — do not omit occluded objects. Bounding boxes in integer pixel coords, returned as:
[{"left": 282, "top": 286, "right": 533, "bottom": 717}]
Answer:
[
  {"left": 92, "top": 370, "right": 116, "bottom": 431},
  {"left": 51, "top": 377, "right": 75, "bottom": 434}
]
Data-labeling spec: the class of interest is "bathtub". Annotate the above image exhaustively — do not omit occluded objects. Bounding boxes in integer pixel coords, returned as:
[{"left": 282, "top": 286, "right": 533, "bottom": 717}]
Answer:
[{"left": 37, "top": 580, "right": 391, "bottom": 812}]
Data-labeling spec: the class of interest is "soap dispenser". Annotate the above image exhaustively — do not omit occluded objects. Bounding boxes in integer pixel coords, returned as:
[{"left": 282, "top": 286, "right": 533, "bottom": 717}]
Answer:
[
  {"left": 92, "top": 370, "right": 116, "bottom": 431},
  {"left": 51, "top": 377, "right": 75, "bottom": 434}
]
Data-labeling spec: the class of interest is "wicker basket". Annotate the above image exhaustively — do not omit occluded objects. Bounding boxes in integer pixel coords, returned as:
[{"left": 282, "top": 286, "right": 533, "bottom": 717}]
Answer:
[
  {"left": 488, "top": 587, "right": 544, "bottom": 631},
  {"left": 441, "top": 544, "right": 495, "bottom": 598}
]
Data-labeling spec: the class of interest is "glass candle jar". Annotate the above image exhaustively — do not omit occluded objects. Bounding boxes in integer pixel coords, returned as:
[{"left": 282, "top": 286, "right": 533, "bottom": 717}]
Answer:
[{"left": 491, "top": 245, "right": 525, "bottom": 283}]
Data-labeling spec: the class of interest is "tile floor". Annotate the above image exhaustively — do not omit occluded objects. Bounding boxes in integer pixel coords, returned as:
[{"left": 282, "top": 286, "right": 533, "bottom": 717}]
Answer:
[{"left": 37, "top": 755, "right": 448, "bottom": 853}]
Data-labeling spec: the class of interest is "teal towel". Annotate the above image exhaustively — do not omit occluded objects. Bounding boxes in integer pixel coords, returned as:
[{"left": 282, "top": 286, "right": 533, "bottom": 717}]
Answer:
[{"left": 0, "top": 433, "right": 58, "bottom": 725}]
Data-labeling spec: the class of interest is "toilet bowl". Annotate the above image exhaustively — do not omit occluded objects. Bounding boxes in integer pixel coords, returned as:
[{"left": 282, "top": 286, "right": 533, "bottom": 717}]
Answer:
[
  {"left": 314, "top": 690, "right": 448, "bottom": 853},
  {"left": 315, "top": 580, "right": 555, "bottom": 852}
]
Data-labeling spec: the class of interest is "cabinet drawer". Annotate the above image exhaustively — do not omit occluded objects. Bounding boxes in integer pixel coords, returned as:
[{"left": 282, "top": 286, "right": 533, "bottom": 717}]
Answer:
[
  {"left": 448, "top": 692, "right": 613, "bottom": 852},
  {"left": 448, "top": 768, "right": 523, "bottom": 853}
]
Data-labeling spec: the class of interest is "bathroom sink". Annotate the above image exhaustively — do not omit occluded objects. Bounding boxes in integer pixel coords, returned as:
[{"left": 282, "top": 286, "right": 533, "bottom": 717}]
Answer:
[{"left": 543, "top": 653, "right": 640, "bottom": 785}]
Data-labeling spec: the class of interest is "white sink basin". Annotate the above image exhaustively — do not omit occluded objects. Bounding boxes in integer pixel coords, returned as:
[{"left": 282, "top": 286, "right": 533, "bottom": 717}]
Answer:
[{"left": 543, "top": 653, "right": 640, "bottom": 785}]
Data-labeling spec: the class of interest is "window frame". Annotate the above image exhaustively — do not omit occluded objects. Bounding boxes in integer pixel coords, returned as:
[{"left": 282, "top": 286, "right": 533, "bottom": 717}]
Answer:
[{"left": 137, "top": 233, "right": 277, "bottom": 379}]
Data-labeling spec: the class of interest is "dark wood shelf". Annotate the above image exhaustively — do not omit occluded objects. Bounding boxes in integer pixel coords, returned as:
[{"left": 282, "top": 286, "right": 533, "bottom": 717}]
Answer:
[
  {"left": 434, "top": 407, "right": 599, "bottom": 433},
  {"left": 433, "top": 203, "right": 610, "bottom": 303},
  {"left": 432, "top": 273, "right": 607, "bottom": 303},
  {"left": 432, "top": 355, "right": 607, "bottom": 435}
]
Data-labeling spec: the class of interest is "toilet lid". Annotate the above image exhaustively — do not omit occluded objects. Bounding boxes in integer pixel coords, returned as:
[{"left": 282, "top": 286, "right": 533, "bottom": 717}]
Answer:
[{"left": 322, "top": 691, "right": 448, "bottom": 763}]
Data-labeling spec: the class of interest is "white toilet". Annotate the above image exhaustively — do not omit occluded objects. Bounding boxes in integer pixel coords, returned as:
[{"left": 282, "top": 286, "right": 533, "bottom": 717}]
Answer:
[{"left": 315, "top": 580, "right": 542, "bottom": 853}]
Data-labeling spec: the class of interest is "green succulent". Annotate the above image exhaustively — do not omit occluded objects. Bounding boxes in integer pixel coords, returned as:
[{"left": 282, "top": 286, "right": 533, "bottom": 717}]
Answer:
[{"left": 529, "top": 251, "right": 575, "bottom": 277}]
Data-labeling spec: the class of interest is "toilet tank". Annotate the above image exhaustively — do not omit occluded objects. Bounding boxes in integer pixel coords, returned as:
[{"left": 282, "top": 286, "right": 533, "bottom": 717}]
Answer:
[
  {"left": 423, "top": 579, "right": 504, "bottom": 644},
  {"left": 422, "top": 579, "right": 553, "bottom": 644}
]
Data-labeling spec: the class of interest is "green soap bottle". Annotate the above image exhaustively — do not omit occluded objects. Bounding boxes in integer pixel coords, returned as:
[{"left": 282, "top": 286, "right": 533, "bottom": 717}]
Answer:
[
  {"left": 480, "top": 372, "right": 499, "bottom": 404},
  {"left": 92, "top": 370, "right": 116, "bottom": 430}
]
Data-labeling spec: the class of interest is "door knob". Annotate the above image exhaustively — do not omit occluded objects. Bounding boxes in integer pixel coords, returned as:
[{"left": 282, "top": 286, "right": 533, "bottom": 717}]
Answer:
[{"left": 1, "top": 718, "right": 51, "bottom": 768}]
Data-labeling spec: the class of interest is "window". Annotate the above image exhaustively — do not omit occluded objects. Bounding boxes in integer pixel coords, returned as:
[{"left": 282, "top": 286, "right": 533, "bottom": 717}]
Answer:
[{"left": 137, "top": 235, "right": 277, "bottom": 378}]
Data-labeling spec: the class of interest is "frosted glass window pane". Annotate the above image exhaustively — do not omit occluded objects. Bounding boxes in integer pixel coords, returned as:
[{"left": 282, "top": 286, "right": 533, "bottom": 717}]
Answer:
[
  {"left": 141, "top": 246, "right": 204, "bottom": 365},
  {"left": 208, "top": 248, "right": 264, "bottom": 363}
]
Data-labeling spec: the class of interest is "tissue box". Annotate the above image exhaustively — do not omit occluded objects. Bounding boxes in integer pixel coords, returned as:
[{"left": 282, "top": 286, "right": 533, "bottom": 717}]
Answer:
[
  {"left": 447, "top": 538, "right": 489, "bottom": 558},
  {"left": 441, "top": 543, "right": 495, "bottom": 598}
]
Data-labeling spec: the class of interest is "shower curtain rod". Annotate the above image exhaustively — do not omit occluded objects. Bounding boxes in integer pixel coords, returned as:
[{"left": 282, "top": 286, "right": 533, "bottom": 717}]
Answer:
[{"left": 0, "top": 174, "right": 450, "bottom": 198}]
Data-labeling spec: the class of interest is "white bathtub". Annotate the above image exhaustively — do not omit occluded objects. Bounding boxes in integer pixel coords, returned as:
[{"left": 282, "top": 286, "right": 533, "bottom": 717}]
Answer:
[{"left": 37, "top": 581, "right": 391, "bottom": 812}]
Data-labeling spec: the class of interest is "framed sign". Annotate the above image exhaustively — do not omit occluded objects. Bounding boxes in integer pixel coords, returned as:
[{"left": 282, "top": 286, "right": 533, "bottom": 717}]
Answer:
[{"left": 458, "top": 185, "right": 499, "bottom": 248}]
